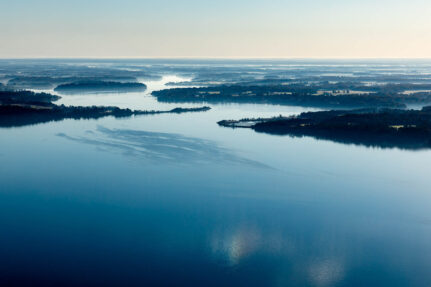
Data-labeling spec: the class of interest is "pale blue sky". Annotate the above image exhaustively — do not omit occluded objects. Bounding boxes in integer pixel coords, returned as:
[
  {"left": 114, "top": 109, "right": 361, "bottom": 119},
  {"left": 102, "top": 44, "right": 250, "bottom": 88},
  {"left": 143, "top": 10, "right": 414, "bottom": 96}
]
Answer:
[{"left": 1, "top": 0, "right": 430, "bottom": 58}]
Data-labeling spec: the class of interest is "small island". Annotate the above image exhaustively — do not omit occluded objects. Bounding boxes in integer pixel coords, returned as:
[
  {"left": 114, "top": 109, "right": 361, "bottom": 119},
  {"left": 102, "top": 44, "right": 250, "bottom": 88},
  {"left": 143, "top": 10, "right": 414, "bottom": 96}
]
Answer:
[
  {"left": 1, "top": 90, "right": 61, "bottom": 104},
  {"left": 218, "top": 107, "right": 431, "bottom": 150},
  {"left": 0, "top": 90, "right": 210, "bottom": 128},
  {"left": 54, "top": 81, "right": 147, "bottom": 94}
]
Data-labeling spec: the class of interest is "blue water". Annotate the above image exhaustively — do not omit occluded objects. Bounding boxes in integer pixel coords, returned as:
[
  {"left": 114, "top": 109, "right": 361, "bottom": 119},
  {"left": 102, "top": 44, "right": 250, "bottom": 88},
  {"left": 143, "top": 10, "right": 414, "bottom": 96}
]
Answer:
[{"left": 1, "top": 77, "right": 431, "bottom": 286}]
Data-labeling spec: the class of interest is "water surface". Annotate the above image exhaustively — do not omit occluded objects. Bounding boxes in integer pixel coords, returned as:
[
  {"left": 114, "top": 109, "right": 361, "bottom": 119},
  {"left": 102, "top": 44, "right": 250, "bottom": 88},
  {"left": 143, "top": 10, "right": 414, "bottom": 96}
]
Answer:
[{"left": 1, "top": 75, "right": 431, "bottom": 286}]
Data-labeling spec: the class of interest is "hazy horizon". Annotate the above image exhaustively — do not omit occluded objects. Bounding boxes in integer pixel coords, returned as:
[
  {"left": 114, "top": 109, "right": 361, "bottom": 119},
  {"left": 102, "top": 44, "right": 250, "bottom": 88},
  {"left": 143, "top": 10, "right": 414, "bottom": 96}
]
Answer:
[
  {"left": 2, "top": 0, "right": 431, "bottom": 58},
  {"left": 2, "top": 57, "right": 431, "bottom": 61}
]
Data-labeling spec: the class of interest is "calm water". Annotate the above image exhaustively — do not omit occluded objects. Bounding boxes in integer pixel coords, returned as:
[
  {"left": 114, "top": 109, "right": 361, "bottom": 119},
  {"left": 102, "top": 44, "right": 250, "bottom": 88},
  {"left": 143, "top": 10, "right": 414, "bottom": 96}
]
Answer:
[{"left": 2, "top": 76, "right": 431, "bottom": 286}]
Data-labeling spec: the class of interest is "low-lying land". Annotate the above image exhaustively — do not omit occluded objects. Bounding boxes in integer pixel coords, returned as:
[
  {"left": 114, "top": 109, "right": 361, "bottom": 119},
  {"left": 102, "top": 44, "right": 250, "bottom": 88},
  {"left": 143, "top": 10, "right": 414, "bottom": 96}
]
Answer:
[
  {"left": 218, "top": 107, "right": 431, "bottom": 150},
  {"left": 54, "top": 81, "right": 147, "bottom": 93},
  {"left": 0, "top": 90, "right": 210, "bottom": 127},
  {"left": 0, "top": 90, "right": 60, "bottom": 104},
  {"left": 153, "top": 84, "right": 431, "bottom": 108}
]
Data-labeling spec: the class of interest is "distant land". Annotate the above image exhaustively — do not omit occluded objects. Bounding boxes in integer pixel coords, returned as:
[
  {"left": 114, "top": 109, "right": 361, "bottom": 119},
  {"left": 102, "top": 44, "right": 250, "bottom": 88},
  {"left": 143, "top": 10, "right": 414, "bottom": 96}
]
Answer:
[
  {"left": 54, "top": 81, "right": 147, "bottom": 94},
  {"left": 0, "top": 90, "right": 60, "bottom": 104},
  {"left": 218, "top": 107, "right": 431, "bottom": 150},
  {"left": 0, "top": 90, "right": 210, "bottom": 128},
  {"left": 6, "top": 76, "right": 142, "bottom": 90},
  {"left": 152, "top": 84, "right": 431, "bottom": 108}
]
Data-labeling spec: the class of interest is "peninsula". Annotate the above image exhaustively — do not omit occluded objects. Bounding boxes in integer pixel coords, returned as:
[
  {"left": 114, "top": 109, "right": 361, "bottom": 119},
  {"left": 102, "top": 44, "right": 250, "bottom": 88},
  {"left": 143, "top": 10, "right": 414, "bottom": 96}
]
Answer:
[
  {"left": 218, "top": 107, "right": 431, "bottom": 150},
  {"left": 0, "top": 90, "right": 210, "bottom": 127}
]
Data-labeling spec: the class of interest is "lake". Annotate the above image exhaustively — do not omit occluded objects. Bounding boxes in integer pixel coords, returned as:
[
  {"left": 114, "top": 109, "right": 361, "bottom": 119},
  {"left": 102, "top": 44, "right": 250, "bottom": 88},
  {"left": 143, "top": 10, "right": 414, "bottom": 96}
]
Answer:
[{"left": 1, "top": 74, "right": 431, "bottom": 286}]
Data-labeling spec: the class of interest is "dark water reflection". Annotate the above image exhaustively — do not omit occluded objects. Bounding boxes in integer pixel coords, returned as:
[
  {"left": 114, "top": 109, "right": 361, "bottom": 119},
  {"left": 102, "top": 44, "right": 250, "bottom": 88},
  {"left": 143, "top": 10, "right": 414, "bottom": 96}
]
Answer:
[{"left": 57, "top": 126, "right": 268, "bottom": 168}]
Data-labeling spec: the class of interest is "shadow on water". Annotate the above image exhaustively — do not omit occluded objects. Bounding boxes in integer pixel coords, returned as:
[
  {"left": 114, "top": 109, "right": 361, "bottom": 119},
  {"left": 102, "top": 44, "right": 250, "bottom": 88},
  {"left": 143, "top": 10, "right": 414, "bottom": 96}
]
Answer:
[{"left": 57, "top": 126, "right": 270, "bottom": 168}]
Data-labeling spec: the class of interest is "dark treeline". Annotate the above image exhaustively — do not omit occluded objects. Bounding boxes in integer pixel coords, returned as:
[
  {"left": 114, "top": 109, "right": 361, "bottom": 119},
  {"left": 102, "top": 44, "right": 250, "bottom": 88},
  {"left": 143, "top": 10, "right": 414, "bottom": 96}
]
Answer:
[
  {"left": 2, "top": 62, "right": 160, "bottom": 90},
  {"left": 54, "top": 81, "right": 147, "bottom": 93},
  {"left": 152, "top": 84, "right": 431, "bottom": 108},
  {"left": 0, "top": 105, "right": 211, "bottom": 128},
  {"left": 0, "top": 90, "right": 210, "bottom": 128},
  {"left": 7, "top": 76, "right": 140, "bottom": 90},
  {"left": 0, "top": 104, "right": 210, "bottom": 128},
  {"left": 218, "top": 107, "right": 431, "bottom": 150},
  {"left": 0, "top": 90, "right": 61, "bottom": 104}
]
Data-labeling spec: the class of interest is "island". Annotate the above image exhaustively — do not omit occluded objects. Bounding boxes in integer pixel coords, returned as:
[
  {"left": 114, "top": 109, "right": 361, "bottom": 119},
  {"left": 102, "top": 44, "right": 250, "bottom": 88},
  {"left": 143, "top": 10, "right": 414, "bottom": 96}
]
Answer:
[
  {"left": 152, "top": 84, "right": 431, "bottom": 108},
  {"left": 0, "top": 90, "right": 61, "bottom": 104},
  {"left": 54, "top": 81, "right": 147, "bottom": 94},
  {"left": 0, "top": 90, "right": 210, "bottom": 128},
  {"left": 218, "top": 107, "right": 431, "bottom": 150}
]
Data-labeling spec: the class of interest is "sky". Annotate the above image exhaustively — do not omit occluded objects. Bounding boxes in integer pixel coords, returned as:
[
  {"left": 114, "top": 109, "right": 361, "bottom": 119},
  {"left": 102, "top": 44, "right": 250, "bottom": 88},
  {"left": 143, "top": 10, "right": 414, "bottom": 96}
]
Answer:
[{"left": 1, "top": 0, "right": 431, "bottom": 58}]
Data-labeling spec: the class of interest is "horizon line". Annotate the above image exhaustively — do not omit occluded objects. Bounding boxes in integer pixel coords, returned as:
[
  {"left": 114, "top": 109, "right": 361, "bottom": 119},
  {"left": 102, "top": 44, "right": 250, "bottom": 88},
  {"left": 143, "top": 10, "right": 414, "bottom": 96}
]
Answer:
[{"left": 2, "top": 56, "right": 431, "bottom": 61}]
